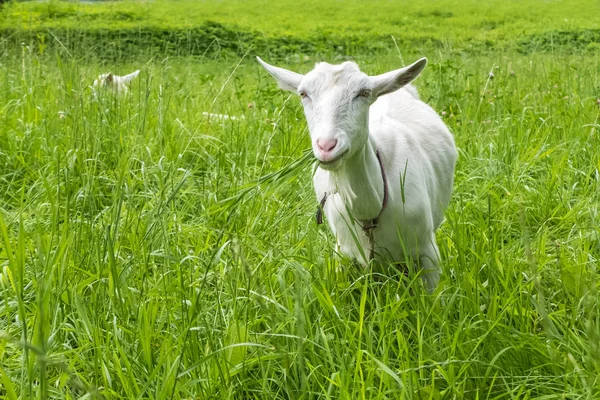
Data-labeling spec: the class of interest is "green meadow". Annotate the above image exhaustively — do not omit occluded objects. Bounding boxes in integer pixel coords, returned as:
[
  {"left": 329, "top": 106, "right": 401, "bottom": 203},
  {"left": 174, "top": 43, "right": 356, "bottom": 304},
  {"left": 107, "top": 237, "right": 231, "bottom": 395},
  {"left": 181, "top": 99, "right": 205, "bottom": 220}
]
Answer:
[{"left": 0, "top": 0, "right": 599, "bottom": 398}]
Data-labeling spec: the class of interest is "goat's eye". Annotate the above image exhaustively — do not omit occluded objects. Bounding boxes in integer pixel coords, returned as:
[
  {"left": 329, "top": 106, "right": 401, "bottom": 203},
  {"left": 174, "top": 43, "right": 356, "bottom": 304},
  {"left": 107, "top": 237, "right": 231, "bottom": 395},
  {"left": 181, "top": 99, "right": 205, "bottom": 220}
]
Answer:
[
  {"left": 299, "top": 91, "right": 308, "bottom": 99},
  {"left": 357, "top": 89, "right": 370, "bottom": 98}
]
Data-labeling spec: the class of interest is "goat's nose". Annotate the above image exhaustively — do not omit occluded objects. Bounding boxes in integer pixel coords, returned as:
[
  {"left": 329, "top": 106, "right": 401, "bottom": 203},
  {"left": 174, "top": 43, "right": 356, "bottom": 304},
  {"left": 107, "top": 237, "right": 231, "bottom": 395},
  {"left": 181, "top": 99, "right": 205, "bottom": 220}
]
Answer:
[{"left": 317, "top": 139, "right": 337, "bottom": 153}]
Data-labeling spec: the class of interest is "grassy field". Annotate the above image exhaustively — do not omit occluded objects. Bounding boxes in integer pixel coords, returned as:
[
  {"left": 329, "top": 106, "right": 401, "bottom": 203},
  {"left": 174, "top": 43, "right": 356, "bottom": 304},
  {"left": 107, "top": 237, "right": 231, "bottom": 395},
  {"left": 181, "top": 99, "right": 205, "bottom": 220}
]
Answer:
[
  {"left": 2, "top": 0, "right": 600, "bottom": 59},
  {"left": 0, "top": 0, "right": 599, "bottom": 399}
]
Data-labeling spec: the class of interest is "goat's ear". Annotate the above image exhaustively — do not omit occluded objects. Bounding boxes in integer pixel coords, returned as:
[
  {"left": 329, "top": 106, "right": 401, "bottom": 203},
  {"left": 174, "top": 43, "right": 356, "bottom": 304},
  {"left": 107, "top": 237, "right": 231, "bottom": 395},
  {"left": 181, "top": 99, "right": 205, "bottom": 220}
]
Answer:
[
  {"left": 122, "top": 70, "right": 140, "bottom": 84},
  {"left": 257, "top": 57, "right": 303, "bottom": 92},
  {"left": 370, "top": 58, "right": 427, "bottom": 98},
  {"left": 106, "top": 73, "right": 114, "bottom": 83}
]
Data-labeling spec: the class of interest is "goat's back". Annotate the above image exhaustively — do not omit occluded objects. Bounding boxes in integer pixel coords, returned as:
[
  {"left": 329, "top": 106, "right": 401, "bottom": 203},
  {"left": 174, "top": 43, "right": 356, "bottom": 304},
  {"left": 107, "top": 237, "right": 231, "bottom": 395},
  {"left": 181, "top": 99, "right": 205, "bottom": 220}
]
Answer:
[{"left": 369, "top": 86, "right": 457, "bottom": 228}]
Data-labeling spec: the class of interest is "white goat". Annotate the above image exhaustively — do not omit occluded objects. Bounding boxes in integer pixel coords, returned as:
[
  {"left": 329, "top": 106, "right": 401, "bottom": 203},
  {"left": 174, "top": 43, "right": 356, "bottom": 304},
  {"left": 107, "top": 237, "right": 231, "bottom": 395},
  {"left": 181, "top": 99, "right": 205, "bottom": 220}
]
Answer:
[
  {"left": 258, "top": 57, "right": 457, "bottom": 290},
  {"left": 93, "top": 70, "right": 140, "bottom": 93}
]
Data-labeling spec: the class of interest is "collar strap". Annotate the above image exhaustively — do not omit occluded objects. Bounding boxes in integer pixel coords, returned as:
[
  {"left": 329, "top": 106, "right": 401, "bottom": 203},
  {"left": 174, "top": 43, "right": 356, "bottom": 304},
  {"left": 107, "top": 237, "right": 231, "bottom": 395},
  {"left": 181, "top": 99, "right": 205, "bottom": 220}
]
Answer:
[
  {"left": 316, "top": 192, "right": 327, "bottom": 225},
  {"left": 361, "top": 150, "right": 388, "bottom": 231}
]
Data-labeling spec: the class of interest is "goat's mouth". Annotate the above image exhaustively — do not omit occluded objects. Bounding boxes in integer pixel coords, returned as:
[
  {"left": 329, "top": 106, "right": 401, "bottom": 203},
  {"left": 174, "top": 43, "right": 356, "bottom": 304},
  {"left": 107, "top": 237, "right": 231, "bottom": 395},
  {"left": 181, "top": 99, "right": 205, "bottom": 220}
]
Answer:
[{"left": 317, "top": 150, "right": 348, "bottom": 168}]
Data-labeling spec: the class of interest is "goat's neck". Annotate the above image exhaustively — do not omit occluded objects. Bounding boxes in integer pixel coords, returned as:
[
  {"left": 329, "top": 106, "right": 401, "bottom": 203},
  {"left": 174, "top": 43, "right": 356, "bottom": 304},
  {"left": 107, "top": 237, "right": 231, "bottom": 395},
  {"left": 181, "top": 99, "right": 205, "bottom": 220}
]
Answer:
[{"left": 331, "top": 136, "right": 385, "bottom": 221}]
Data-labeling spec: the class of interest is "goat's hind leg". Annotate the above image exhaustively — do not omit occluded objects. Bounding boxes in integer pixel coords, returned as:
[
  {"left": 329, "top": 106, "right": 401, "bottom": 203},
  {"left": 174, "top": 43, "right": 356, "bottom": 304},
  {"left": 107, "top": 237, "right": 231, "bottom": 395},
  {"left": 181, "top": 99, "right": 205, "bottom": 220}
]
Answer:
[{"left": 417, "top": 237, "right": 441, "bottom": 293}]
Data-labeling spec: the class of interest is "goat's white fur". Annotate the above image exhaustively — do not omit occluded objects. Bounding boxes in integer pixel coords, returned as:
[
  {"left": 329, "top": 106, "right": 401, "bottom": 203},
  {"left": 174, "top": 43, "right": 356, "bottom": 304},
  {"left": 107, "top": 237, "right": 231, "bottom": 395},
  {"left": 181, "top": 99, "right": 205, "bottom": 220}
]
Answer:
[
  {"left": 93, "top": 70, "right": 140, "bottom": 93},
  {"left": 258, "top": 56, "right": 457, "bottom": 290}
]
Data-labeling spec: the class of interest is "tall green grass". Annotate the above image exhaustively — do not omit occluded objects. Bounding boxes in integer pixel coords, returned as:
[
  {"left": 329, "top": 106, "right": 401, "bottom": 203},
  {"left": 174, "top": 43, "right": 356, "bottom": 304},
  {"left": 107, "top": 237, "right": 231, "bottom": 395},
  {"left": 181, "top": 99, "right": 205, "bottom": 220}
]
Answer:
[{"left": 0, "top": 6, "right": 599, "bottom": 399}]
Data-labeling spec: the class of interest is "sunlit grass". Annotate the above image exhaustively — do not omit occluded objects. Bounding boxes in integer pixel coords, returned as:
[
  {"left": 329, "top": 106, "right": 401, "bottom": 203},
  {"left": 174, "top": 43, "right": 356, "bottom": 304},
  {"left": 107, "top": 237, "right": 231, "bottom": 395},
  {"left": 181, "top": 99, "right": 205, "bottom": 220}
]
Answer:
[
  {"left": 2, "top": 0, "right": 600, "bottom": 59},
  {"left": 3, "top": 0, "right": 600, "bottom": 43}
]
